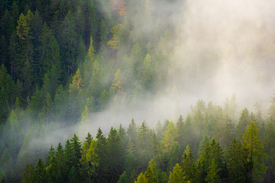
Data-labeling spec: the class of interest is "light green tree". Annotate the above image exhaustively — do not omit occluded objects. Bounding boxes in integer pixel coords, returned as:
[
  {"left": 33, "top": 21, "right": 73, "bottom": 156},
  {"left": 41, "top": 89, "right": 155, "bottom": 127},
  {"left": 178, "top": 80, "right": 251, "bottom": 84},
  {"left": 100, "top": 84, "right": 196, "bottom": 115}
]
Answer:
[
  {"left": 242, "top": 122, "right": 267, "bottom": 182},
  {"left": 168, "top": 163, "right": 186, "bottom": 183},
  {"left": 161, "top": 121, "right": 178, "bottom": 155},
  {"left": 86, "top": 139, "right": 99, "bottom": 182}
]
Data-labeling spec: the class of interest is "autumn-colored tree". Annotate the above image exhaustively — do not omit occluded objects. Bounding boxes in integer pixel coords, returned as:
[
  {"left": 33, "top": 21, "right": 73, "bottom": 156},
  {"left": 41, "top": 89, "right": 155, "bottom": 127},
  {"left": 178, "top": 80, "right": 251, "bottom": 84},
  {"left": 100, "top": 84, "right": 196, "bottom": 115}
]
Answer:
[
  {"left": 107, "top": 24, "right": 122, "bottom": 49},
  {"left": 69, "top": 69, "right": 83, "bottom": 93},
  {"left": 109, "top": 0, "right": 127, "bottom": 16},
  {"left": 112, "top": 69, "right": 123, "bottom": 94},
  {"left": 161, "top": 121, "right": 178, "bottom": 156}
]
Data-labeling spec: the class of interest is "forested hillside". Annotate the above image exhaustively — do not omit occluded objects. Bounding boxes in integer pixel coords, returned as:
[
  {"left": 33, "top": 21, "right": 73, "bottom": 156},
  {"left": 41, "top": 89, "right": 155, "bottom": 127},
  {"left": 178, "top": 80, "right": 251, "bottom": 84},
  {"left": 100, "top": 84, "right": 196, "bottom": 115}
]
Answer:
[{"left": 1, "top": 0, "right": 275, "bottom": 182}]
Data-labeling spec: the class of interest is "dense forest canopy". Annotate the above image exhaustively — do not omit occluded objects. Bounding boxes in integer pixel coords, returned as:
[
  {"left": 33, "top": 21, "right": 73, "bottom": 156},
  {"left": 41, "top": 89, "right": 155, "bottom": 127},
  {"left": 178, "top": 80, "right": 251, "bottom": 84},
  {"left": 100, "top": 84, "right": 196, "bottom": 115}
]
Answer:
[{"left": 1, "top": 0, "right": 275, "bottom": 182}]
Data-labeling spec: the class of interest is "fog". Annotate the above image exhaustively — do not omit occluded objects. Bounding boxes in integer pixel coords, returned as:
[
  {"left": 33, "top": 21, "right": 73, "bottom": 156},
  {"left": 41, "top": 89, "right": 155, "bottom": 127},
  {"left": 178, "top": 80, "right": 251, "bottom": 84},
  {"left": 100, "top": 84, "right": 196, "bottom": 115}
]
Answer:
[
  {"left": 45, "top": 0, "right": 275, "bottom": 140},
  {"left": 3, "top": 0, "right": 275, "bottom": 176}
]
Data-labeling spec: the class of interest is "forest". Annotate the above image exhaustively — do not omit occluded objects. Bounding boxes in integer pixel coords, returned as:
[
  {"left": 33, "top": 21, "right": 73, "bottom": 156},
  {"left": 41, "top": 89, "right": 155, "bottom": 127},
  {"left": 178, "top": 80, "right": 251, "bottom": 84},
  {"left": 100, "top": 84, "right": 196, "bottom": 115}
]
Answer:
[{"left": 1, "top": 0, "right": 275, "bottom": 182}]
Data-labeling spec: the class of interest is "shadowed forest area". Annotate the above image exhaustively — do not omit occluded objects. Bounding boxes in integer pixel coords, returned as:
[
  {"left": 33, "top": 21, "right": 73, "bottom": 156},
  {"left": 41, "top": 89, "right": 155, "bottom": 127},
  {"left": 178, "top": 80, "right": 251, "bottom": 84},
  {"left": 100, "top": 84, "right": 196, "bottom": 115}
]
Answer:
[{"left": 1, "top": 0, "right": 275, "bottom": 182}]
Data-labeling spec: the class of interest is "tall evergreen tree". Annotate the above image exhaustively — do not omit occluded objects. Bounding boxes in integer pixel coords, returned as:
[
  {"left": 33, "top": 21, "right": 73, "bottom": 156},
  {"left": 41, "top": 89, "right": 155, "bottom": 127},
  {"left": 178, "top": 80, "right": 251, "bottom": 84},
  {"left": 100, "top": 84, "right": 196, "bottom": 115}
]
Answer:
[{"left": 242, "top": 122, "right": 267, "bottom": 182}]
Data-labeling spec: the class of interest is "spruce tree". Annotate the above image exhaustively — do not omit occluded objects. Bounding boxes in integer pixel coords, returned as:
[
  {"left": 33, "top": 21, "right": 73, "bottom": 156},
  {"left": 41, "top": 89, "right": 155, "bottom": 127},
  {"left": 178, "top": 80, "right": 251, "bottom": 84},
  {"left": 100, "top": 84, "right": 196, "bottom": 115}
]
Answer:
[{"left": 242, "top": 122, "right": 267, "bottom": 182}]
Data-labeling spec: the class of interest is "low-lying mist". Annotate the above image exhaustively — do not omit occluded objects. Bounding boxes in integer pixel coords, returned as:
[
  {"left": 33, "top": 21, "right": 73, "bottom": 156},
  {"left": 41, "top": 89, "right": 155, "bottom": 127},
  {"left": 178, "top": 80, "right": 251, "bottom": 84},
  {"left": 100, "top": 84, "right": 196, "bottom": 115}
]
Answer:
[
  {"left": 44, "top": 0, "right": 275, "bottom": 142},
  {"left": 2, "top": 0, "right": 275, "bottom": 179}
]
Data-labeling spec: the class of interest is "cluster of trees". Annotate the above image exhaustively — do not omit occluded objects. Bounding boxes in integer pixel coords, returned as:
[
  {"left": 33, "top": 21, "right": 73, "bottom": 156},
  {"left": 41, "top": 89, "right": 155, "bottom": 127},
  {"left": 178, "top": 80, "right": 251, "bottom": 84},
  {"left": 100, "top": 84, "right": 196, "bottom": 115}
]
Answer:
[
  {"left": 1, "top": 95, "right": 274, "bottom": 182},
  {"left": 19, "top": 101, "right": 275, "bottom": 183},
  {"left": 0, "top": 0, "right": 178, "bottom": 182},
  {"left": 1, "top": 0, "right": 275, "bottom": 182},
  {"left": 0, "top": 0, "right": 175, "bottom": 127}
]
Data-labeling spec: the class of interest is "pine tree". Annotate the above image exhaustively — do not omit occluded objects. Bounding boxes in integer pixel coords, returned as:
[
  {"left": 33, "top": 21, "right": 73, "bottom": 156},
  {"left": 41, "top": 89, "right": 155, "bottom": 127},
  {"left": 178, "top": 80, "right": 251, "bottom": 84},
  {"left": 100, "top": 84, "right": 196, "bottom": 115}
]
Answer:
[
  {"left": 141, "top": 54, "right": 154, "bottom": 90},
  {"left": 176, "top": 115, "right": 184, "bottom": 149},
  {"left": 193, "top": 107, "right": 204, "bottom": 134},
  {"left": 144, "top": 159, "right": 156, "bottom": 183},
  {"left": 107, "top": 127, "right": 124, "bottom": 182},
  {"left": 182, "top": 145, "right": 196, "bottom": 182},
  {"left": 198, "top": 135, "right": 210, "bottom": 157},
  {"left": 70, "top": 134, "right": 82, "bottom": 167},
  {"left": 242, "top": 122, "right": 267, "bottom": 182},
  {"left": 76, "top": 36, "right": 86, "bottom": 63},
  {"left": 118, "top": 171, "right": 129, "bottom": 183},
  {"left": 205, "top": 159, "right": 220, "bottom": 183},
  {"left": 21, "top": 164, "right": 34, "bottom": 183},
  {"left": 227, "top": 139, "right": 252, "bottom": 182},
  {"left": 168, "top": 163, "right": 185, "bottom": 183},
  {"left": 88, "top": 36, "right": 95, "bottom": 61},
  {"left": 0, "top": 36, "right": 7, "bottom": 66},
  {"left": 9, "top": 31, "right": 19, "bottom": 79},
  {"left": 134, "top": 172, "right": 148, "bottom": 183},
  {"left": 37, "top": 22, "right": 52, "bottom": 80},
  {"left": 45, "top": 145, "right": 55, "bottom": 166},
  {"left": 0, "top": 87, "right": 8, "bottom": 124},
  {"left": 86, "top": 139, "right": 99, "bottom": 182},
  {"left": 80, "top": 140, "right": 90, "bottom": 182},
  {"left": 127, "top": 119, "right": 137, "bottom": 148},
  {"left": 68, "top": 166, "right": 78, "bottom": 183},
  {"left": 32, "top": 158, "right": 47, "bottom": 182},
  {"left": 100, "top": 19, "right": 108, "bottom": 46},
  {"left": 236, "top": 108, "right": 250, "bottom": 140},
  {"left": 124, "top": 152, "right": 136, "bottom": 177},
  {"left": 0, "top": 148, "right": 14, "bottom": 181},
  {"left": 61, "top": 10, "right": 77, "bottom": 76},
  {"left": 263, "top": 122, "right": 275, "bottom": 183},
  {"left": 48, "top": 35, "right": 62, "bottom": 95},
  {"left": 64, "top": 139, "right": 76, "bottom": 180},
  {"left": 161, "top": 121, "right": 178, "bottom": 156},
  {"left": 95, "top": 128, "right": 109, "bottom": 182}
]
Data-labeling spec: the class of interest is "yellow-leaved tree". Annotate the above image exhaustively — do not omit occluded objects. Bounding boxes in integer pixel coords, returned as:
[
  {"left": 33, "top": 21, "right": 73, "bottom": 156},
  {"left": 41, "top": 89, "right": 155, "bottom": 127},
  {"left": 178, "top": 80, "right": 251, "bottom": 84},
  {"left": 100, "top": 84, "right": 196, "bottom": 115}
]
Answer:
[
  {"left": 69, "top": 68, "right": 83, "bottom": 93},
  {"left": 111, "top": 69, "right": 123, "bottom": 94},
  {"left": 161, "top": 121, "right": 178, "bottom": 155},
  {"left": 16, "top": 10, "right": 33, "bottom": 40},
  {"left": 107, "top": 24, "right": 122, "bottom": 49},
  {"left": 86, "top": 140, "right": 99, "bottom": 182}
]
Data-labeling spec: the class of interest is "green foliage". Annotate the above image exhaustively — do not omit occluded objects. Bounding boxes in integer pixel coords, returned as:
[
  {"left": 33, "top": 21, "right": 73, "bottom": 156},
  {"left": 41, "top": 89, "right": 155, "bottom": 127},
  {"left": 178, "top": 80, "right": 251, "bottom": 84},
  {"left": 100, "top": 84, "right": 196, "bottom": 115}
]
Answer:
[
  {"left": 21, "top": 164, "right": 34, "bottom": 183},
  {"left": 205, "top": 159, "right": 220, "bottom": 183},
  {"left": 161, "top": 121, "right": 178, "bottom": 156},
  {"left": 118, "top": 171, "right": 129, "bottom": 183},
  {"left": 241, "top": 122, "right": 267, "bottom": 182},
  {"left": 168, "top": 163, "right": 185, "bottom": 183},
  {"left": 1, "top": 1, "right": 275, "bottom": 182},
  {"left": 227, "top": 139, "right": 252, "bottom": 183},
  {"left": 107, "top": 127, "right": 124, "bottom": 182}
]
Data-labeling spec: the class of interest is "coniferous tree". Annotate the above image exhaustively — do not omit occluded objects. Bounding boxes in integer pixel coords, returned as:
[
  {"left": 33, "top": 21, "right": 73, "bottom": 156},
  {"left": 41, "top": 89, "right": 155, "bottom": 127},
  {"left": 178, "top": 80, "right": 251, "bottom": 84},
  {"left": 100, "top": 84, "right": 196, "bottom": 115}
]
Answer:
[
  {"left": 118, "top": 171, "right": 129, "bottom": 183},
  {"left": 227, "top": 139, "right": 252, "bottom": 183},
  {"left": 107, "top": 127, "right": 124, "bottom": 183},
  {"left": 236, "top": 108, "right": 250, "bottom": 140},
  {"left": 161, "top": 121, "right": 178, "bottom": 156},
  {"left": 176, "top": 115, "right": 184, "bottom": 149},
  {"left": 182, "top": 145, "right": 196, "bottom": 181},
  {"left": 32, "top": 158, "right": 47, "bottom": 182},
  {"left": 168, "top": 163, "right": 185, "bottom": 183},
  {"left": 242, "top": 122, "right": 267, "bottom": 182},
  {"left": 263, "top": 122, "right": 275, "bottom": 183},
  {"left": 205, "top": 158, "right": 220, "bottom": 183},
  {"left": 21, "top": 163, "right": 34, "bottom": 183},
  {"left": 0, "top": 148, "right": 14, "bottom": 181},
  {"left": 95, "top": 128, "right": 109, "bottom": 182}
]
